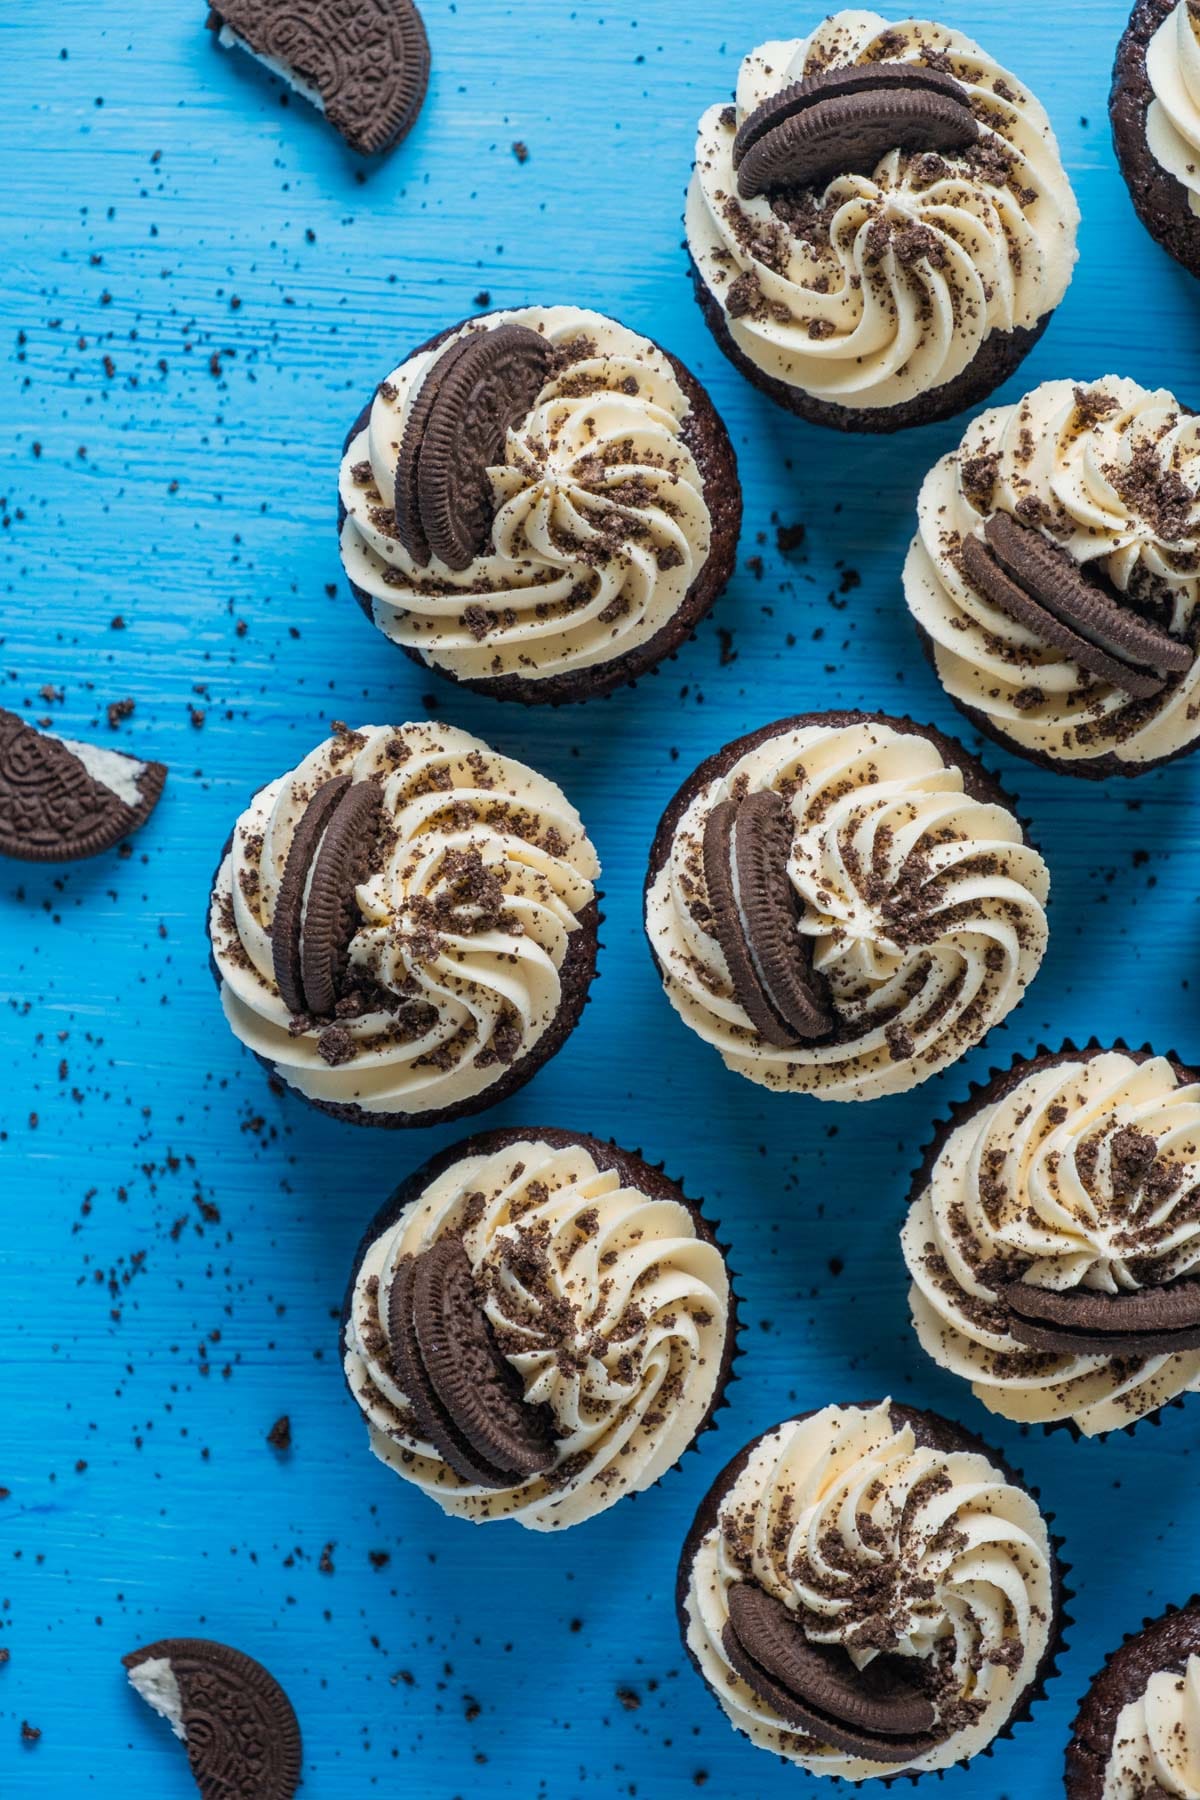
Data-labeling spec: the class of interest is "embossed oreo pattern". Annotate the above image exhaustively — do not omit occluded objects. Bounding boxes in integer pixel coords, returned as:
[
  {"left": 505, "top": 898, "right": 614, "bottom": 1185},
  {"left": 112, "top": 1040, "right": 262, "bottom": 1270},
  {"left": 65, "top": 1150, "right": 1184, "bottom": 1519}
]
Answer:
[
  {"left": 0, "top": 707, "right": 166, "bottom": 863},
  {"left": 124, "top": 1638, "right": 302, "bottom": 1799}
]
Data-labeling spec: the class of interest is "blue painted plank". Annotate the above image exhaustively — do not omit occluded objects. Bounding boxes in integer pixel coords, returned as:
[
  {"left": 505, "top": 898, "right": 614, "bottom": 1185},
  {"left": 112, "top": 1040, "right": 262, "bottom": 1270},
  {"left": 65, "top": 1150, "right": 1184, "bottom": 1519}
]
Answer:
[{"left": 2, "top": 0, "right": 1199, "bottom": 1792}]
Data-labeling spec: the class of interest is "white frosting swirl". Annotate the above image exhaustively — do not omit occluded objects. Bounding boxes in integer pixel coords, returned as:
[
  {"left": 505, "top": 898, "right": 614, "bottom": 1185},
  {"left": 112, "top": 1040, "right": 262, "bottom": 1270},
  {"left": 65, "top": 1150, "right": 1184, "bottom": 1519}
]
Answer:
[
  {"left": 338, "top": 306, "right": 713, "bottom": 685},
  {"left": 686, "top": 11, "right": 1078, "bottom": 411},
  {"left": 1105, "top": 1655, "right": 1200, "bottom": 1797},
  {"left": 905, "top": 376, "right": 1200, "bottom": 768},
  {"left": 209, "top": 722, "right": 599, "bottom": 1117},
  {"left": 644, "top": 717, "right": 1049, "bottom": 1102},
  {"left": 1147, "top": 2, "right": 1200, "bottom": 219},
  {"left": 904, "top": 1050, "right": 1200, "bottom": 1438},
  {"left": 682, "top": 1401, "right": 1054, "bottom": 1779},
  {"left": 343, "top": 1136, "right": 731, "bottom": 1529}
]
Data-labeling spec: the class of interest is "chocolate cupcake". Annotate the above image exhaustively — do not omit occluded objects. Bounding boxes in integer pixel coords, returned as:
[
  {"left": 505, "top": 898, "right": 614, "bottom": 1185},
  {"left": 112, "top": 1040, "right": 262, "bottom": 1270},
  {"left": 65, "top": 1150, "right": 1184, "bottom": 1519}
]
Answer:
[
  {"left": 905, "top": 377, "right": 1200, "bottom": 778},
  {"left": 1112, "top": 0, "right": 1200, "bottom": 279},
  {"left": 686, "top": 11, "right": 1079, "bottom": 433},
  {"left": 341, "top": 1127, "right": 737, "bottom": 1529},
  {"left": 338, "top": 306, "right": 742, "bottom": 704},
  {"left": 1066, "top": 1600, "right": 1200, "bottom": 1796},
  {"left": 904, "top": 1043, "right": 1200, "bottom": 1440},
  {"left": 644, "top": 712, "right": 1049, "bottom": 1103},
  {"left": 678, "top": 1399, "right": 1064, "bottom": 1780},
  {"left": 207, "top": 721, "right": 601, "bottom": 1127}
]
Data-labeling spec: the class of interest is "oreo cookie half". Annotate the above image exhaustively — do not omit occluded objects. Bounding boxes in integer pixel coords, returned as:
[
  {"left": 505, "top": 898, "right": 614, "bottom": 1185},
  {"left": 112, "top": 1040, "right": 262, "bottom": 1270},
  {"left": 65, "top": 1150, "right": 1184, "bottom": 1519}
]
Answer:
[
  {"left": 702, "top": 789, "right": 831, "bottom": 1047},
  {"left": 394, "top": 323, "right": 554, "bottom": 571},
  {"left": 124, "top": 1637, "right": 302, "bottom": 1799},
  {"left": 1003, "top": 1276, "right": 1200, "bottom": 1357},
  {"left": 734, "top": 61, "right": 978, "bottom": 200},
  {"left": 0, "top": 707, "right": 166, "bottom": 863},
  {"left": 962, "top": 511, "right": 1193, "bottom": 699},
  {"left": 271, "top": 773, "right": 351, "bottom": 1015},
  {"left": 298, "top": 778, "right": 382, "bottom": 1016},
  {"left": 723, "top": 1582, "right": 940, "bottom": 1762},
  {"left": 208, "top": 0, "right": 430, "bottom": 157},
  {"left": 387, "top": 1239, "right": 554, "bottom": 1487}
]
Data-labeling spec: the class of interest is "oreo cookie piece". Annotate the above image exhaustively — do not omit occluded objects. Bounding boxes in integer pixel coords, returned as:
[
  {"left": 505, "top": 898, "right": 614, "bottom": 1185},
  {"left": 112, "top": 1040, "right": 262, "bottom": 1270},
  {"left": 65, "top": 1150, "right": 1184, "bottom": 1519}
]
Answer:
[
  {"left": 270, "top": 773, "right": 351, "bottom": 1015},
  {"left": 723, "top": 1582, "right": 939, "bottom": 1762},
  {"left": 298, "top": 777, "right": 382, "bottom": 1016},
  {"left": 398, "top": 324, "right": 554, "bottom": 572},
  {"left": 413, "top": 1236, "right": 555, "bottom": 1477},
  {"left": 703, "top": 789, "right": 831, "bottom": 1047},
  {"left": 1003, "top": 1277, "right": 1200, "bottom": 1357},
  {"left": 124, "top": 1637, "right": 301, "bottom": 1798},
  {"left": 387, "top": 1240, "right": 554, "bottom": 1487},
  {"left": 207, "top": 0, "right": 430, "bottom": 157},
  {"left": 962, "top": 512, "right": 1192, "bottom": 700},
  {"left": 735, "top": 61, "right": 978, "bottom": 200},
  {"left": 0, "top": 707, "right": 166, "bottom": 863}
]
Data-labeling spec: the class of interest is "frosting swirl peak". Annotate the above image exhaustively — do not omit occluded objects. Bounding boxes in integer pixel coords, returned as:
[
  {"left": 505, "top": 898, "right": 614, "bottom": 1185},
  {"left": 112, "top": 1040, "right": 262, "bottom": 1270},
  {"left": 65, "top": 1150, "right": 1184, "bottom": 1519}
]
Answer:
[{"left": 1147, "top": 1, "right": 1200, "bottom": 218}]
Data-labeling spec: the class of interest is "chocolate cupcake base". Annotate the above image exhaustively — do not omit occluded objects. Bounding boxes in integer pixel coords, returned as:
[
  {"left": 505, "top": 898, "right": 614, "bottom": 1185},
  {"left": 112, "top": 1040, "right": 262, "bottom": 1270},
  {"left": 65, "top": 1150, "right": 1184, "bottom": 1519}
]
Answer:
[
  {"left": 208, "top": 821, "right": 603, "bottom": 1131},
  {"left": 340, "top": 311, "right": 743, "bottom": 705},
  {"left": 1111, "top": 0, "right": 1200, "bottom": 279},
  {"left": 1066, "top": 1600, "right": 1200, "bottom": 1797},
  {"left": 677, "top": 1401, "right": 1068, "bottom": 1783},
  {"left": 689, "top": 258, "right": 1052, "bottom": 435}
]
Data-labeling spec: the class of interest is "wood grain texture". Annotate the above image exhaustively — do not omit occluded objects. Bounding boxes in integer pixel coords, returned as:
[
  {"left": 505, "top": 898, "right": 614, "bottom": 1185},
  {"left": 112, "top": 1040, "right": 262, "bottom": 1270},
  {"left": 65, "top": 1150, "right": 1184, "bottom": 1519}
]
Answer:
[{"left": 2, "top": 0, "right": 1199, "bottom": 1792}]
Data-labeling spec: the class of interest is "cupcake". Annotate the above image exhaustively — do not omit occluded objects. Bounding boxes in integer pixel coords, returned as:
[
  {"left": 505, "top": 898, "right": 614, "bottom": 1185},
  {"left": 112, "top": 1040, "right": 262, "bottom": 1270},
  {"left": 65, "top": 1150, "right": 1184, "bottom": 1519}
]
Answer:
[
  {"left": 341, "top": 1127, "right": 737, "bottom": 1529},
  {"left": 904, "top": 1043, "right": 1200, "bottom": 1440},
  {"left": 207, "top": 721, "right": 601, "bottom": 1127},
  {"left": 1066, "top": 1600, "right": 1200, "bottom": 1796},
  {"left": 905, "top": 378, "right": 1200, "bottom": 779},
  {"left": 1112, "top": 0, "right": 1200, "bottom": 279},
  {"left": 644, "top": 712, "right": 1049, "bottom": 1103},
  {"left": 678, "top": 1399, "right": 1063, "bottom": 1780},
  {"left": 685, "top": 12, "right": 1079, "bottom": 433},
  {"left": 338, "top": 306, "right": 741, "bottom": 704}
]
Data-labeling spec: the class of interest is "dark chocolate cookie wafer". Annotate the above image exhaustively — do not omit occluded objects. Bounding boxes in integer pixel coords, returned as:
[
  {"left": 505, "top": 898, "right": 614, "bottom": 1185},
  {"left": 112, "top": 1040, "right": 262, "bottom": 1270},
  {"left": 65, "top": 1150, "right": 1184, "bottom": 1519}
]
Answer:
[
  {"left": 413, "top": 324, "right": 554, "bottom": 571},
  {"left": 392, "top": 333, "right": 477, "bottom": 566},
  {"left": 386, "top": 1251, "right": 516, "bottom": 1486},
  {"left": 1003, "top": 1276, "right": 1200, "bottom": 1357},
  {"left": 0, "top": 707, "right": 166, "bottom": 863},
  {"left": 208, "top": 0, "right": 430, "bottom": 157},
  {"left": 736, "top": 62, "right": 978, "bottom": 199},
  {"left": 723, "top": 1583, "right": 938, "bottom": 1761},
  {"left": 124, "top": 1637, "right": 301, "bottom": 1799},
  {"left": 978, "top": 509, "right": 1192, "bottom": 692},
  {"left": 413, "top": 1235, "right": 555, "bottom": 1477},
  {"left": 270, "top": 773, "right": 351, "bottom": 1015},
  {"left": 299, "top": 777, "right": 382, "bottom": 1016},
  {"left": 702, "top": 789, "right": 830, "bottom": 1046}
]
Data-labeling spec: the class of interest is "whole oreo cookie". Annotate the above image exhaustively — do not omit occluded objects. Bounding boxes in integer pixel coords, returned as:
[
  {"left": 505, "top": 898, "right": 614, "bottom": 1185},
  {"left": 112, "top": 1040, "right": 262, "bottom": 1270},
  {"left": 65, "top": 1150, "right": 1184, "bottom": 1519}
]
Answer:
[
  {"left": 298, "top": 777, "right": 382, "bottom": 1016},
  {"left": 397, "top": 324, "right": 555, "bottom": 571},
  {"left": 207, "top": 0, "right": 430, "bottom": 156},
  {"left": 270, "top": 773, "right": 351, "bottom": 1014},
  {"left": 981, "top": 510, "right": 1191, "bottom": 690},
  {"left": 1003, "top": 1276, "right": 1200, "bottom": 1357},
  {"left": 124, "top": 1637, "right": 301, "bottom": 1798},
  {"left": 387, "top": 1237, "right": 554, "bottom": 1486},
  {"left": 702, "top": 789, "right": 830, "bottom": 1046},
  {"left": 723, "top": 1582, "right": 938, "bottom": 1762},
  {"left": 735, "top": 61, "right": 978, "bottom": 199},
  {"left": 0, "top": 707, "right": 166, "bottom": 863}
]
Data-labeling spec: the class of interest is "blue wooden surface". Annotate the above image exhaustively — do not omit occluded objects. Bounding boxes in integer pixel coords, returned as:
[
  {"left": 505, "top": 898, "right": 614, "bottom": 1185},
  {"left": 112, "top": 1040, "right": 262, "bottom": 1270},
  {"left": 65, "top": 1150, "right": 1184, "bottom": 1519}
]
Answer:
[{"left": 3, "top": 0, "right": 1200, "bottom": 1792}]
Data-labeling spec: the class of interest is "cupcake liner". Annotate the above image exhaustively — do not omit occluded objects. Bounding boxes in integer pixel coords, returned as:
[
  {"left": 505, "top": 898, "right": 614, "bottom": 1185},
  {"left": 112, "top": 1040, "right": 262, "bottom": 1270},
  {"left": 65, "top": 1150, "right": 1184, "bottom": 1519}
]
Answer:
[
  {"left": 675, "top": 1399, "right": 1071, "bottom": 1786},
  {"left": 1111, "top": 0, "right": 1200, "bottom": 280},
  {"left": 904, "top": 1037, "right": 1200, "bottom": 1445},
  {"left": 687, "top": 251, "right": 1055, "bottom": 435},
  {"left": 339, "top": 1125, "right": 744, "bottom": 1523},
  {"left": 337, "top": 306, "right": 743, "bottom": 706},
  {"left": 206, "top": 798, "right": 604, "bottom": 1131},
  {"left": 1065, "top": 1596, "right": 1200, "bottom": 1797}
]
